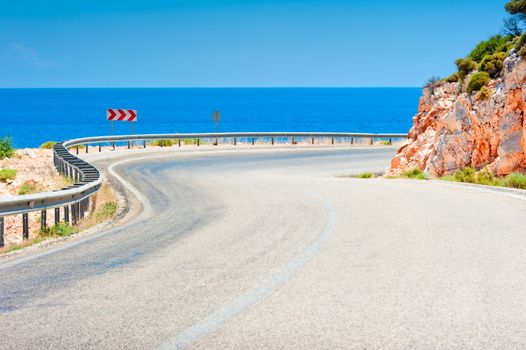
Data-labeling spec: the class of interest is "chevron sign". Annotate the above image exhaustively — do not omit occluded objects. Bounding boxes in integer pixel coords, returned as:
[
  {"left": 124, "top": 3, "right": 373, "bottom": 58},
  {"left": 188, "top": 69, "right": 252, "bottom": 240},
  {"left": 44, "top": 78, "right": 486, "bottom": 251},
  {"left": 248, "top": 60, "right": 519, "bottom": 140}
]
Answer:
[{"left": 107, "top": 109, "right": 137, "bottom": 122}]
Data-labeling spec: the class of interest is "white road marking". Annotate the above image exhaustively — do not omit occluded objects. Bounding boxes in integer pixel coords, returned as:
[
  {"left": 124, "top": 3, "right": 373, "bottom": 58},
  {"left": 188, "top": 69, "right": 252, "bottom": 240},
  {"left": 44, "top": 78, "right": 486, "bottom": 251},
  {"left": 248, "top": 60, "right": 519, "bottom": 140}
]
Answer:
[{"left": 159, "top": 196, "right": 336, "bottom": 350}]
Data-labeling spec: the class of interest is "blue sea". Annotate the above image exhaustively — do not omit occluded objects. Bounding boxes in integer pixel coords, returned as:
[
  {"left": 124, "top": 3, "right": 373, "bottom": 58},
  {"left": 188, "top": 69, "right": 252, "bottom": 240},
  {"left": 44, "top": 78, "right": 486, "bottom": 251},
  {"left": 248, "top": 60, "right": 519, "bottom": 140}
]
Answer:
[{"left": 0, "top": 88, "right": 421, "bottom": 148}]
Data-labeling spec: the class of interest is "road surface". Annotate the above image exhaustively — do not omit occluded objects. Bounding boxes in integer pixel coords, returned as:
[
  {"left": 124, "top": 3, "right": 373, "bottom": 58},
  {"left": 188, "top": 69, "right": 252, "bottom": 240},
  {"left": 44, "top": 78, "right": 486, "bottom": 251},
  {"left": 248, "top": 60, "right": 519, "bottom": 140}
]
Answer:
[{"left": 2, "top": 146, "right": 526, "bottom": 349}]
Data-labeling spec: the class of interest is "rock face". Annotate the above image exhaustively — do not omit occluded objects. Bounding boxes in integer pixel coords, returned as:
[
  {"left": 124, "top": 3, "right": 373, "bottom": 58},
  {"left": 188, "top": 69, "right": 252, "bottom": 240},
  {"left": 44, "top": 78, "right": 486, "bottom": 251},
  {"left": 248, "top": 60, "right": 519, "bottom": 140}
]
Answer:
[{"left": 389, "top": 51, "right": 526, "bottom": 176}]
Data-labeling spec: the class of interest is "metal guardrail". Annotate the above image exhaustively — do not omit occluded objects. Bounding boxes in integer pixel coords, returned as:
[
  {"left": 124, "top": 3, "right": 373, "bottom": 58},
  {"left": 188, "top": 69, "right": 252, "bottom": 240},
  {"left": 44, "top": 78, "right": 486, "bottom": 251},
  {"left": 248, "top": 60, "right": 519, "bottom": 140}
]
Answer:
[{"left": 0, "top": 132, "right": 407, "bottom": 247}]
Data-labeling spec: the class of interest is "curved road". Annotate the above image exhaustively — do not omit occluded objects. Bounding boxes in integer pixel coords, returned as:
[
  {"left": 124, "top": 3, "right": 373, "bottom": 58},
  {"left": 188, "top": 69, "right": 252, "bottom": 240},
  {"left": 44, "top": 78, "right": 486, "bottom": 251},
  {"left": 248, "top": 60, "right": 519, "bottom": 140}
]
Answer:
[{"left": 2, "top": 147, "right": 526, "bottom": 349}]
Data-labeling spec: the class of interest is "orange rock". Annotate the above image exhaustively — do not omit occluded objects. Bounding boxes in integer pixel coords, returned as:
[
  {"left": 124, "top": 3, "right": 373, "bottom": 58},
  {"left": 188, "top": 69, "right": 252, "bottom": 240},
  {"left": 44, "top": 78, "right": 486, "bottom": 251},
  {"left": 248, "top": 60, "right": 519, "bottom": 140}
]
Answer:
[{"left": 388, "top": 52, "right": 526, "bottom": 177}]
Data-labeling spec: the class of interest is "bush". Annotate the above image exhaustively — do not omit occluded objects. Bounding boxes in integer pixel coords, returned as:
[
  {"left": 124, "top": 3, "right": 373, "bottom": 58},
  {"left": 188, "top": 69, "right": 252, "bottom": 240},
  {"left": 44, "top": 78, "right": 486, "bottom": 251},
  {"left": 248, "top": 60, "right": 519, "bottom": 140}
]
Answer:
[
  {"left": 468, "top": 35, "right": 513, "bottom": 62},
  {"left": 0, "top": 169, "right": 17, "bottom": 182},
  {"left": 475, "top": 86, "right": 492, "bottom": 101},
  {"left": 149, "top": 139, "right": 175, "bottom": 147},
  {"left": 40, "top": 222, "right": 77, "bottom": 237},
  {"left": 475, "top": 167, "right": 497, "bottom": 185},
  {"left": 479, "top": 52, "right": 506, "bottom": 78},
  {"left": 455, "top": 58, "right": 478, "bottom": 80},
  {"left": 502, "top": 172, "right": 526, "bottom": 189},
  {"left": 467, "top": 72, "right": 491, "bottom": 93},
  {"left": 356, "top": 172, "right": 374, "bottom": 179},
  {"left": 40, "top": 141, "right": 57, "bottom": 149},
  {"left": 454, "top": 167, "right": 475, "bottom": 183},
  {"left": 96, "top": 202, "right": 117, "bottom": 222},
  {"left": 0, "top": 137, "right": 15, "bottom": 159},
  {"left": 401, "top": 168, "right": 427, "bottom": 180},
  {"left": 446, "top": 72, "right": 459, "bottom": 83},
  {"left": 17, "top": 181, "right": 41, "bottom": 195}
]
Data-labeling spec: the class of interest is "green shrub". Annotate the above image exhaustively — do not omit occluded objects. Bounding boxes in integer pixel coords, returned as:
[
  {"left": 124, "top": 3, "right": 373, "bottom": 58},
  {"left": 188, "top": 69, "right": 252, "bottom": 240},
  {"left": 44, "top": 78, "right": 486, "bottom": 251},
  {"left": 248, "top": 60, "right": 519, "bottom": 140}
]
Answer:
[
  {"left": 515, "top": 32, "right": 526, "bottom": 57},
  {"left": 40, "top": 222, "right": 77, "bottom": 237},
  {"left": 39, "top": 141, "right": 57, "bottom": 149},
  {"left": 17, "top": 182, "right": 41, "bottom": 195},
  {"left": 183, "top": 138, "right": 200, "bottom": 145},
  {"left": 400, "top": 168, "right": 427, "bottom": 180},
  {"left": 0, "top": 169, "right": 17, "bottom": 182},
  {"left": 446, "top": 72, "right": 459, "bottom": 83},
  {"left": 96, "top": 202, "right": 117, "bottom": 222},
  {"left": 467, "top": 72, "right": 491, "bottom": 93},
  {"left": 0, "top": 137, "right": 15, "bottom": 159},
  {"left": 149, "top": 139, "right": 175, "bottom": 147},
  {"left": 475, "top": 167, "right": 497, "bottom": 186},
  {"left": 454, "top": 167, "right": 475, "bottom": 183},
  {"left": 475, "top": 86, "right": 492, "bottom": 101},
  {"left": 356, "top": 172, "right": 374, "bottom": 179},
  {"left": 502, "top": 172, "right": 526, "bottom": 189},
  {"left": 468, "top": 35, "right": 514, "bottom": 62},
  {"left": 455, "top": 58, "right": 478, "bottom": 80},
  {"left": 479, "top": 52, "right": 506, "bottom": 78}
]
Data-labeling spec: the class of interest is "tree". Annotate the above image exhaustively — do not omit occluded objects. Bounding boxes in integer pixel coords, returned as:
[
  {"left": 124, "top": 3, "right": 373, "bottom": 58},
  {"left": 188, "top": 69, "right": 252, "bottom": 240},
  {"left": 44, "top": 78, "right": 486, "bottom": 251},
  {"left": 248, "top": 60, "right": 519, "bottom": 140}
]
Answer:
[
  {"left": 505, "top": 0, "right": 526, "bottom": 22},
  {"left": 504, "top": 16, "right": 523, "bottom": 36}
]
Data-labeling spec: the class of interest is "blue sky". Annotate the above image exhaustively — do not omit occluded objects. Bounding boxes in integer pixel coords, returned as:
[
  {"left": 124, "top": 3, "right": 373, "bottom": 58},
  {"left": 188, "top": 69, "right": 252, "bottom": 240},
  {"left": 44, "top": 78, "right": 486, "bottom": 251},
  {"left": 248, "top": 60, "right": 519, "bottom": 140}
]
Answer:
[{"left": 0, "top": 0, "right": 510, "bottom": 87}]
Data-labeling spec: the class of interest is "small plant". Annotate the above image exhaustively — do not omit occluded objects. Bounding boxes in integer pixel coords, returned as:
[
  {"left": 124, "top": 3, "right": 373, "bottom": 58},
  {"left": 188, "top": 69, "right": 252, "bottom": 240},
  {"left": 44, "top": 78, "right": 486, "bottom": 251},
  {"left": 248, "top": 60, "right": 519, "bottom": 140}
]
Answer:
[
  {"left": 149, "top": 139, "right": 175, "bottom": 147},
  {"left": 475, "top": 167, "right": 497, "bottom": 185},
  {"left": 455, "top": 58, "right": 478, "bottom": 80},
  {"left": 356, "top": 172, "right": 374, "bottom": 179},
  {"left": 479, "top": 52, "right": 506, "bottom": 78},
  {"left": 96, "top": 202, "right": 117, "bottom": 222},
  {"left": 379, "top": 139, "right": 391, "bottom": 145},
  {"left": 17, "top": 181, "right": 41, "bottom": 195},
  {"left": 40, "top": 222, "right": 77, "bottom": 237},
  {"left": 0, "top": 169, "right": 17, "bottom": 182},
  {"left": 183, "top": 138, "right": 200, "bottom": 145},
  {"left": 475, "top": 86, "right": 492, "bottom": 101},
  {"left": 467, "top": 72, "right": 491, "bottom": 93},
  {"left": 502, "top": 172, "right": 526, "bottom": 189},
  {"left": 400, "top": 168, "right": 427, "bottom": 180},
  {"left": 425, "top": 76, "right": 442, "bottom": 93},
  {"left": 446, "top": 72, "right": 459, "bottom": 83},
  {"left": 39, "top": 141, "right": 57, "bottom": 149},
  {"left": 468, "top": 35, "right": 513, "bottom": 62},
  {"left": 454, "top": 167, "right": 475, "bottom": 183},
  {"left": 0, "top": 137, "right": 15, "bottom": 159}
]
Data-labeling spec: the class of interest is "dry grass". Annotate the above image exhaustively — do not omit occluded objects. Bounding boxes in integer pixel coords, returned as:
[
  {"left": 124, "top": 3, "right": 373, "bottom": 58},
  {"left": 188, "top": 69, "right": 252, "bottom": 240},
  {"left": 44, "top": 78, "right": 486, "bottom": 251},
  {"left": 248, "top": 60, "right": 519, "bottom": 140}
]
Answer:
[{"left": 76, "top": 184, "right": 119, "bottom": 231}]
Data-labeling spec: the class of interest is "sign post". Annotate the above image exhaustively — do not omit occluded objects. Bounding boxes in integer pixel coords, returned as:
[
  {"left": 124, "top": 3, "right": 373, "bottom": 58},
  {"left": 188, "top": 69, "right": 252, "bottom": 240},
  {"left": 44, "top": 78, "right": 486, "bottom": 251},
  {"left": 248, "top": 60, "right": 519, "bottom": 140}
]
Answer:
[
  {"left": 212, "top": 110, "right": 221, "bottom": 146},
  {"left": 107, "top": 109, "right": 137, "bottom": 148}
]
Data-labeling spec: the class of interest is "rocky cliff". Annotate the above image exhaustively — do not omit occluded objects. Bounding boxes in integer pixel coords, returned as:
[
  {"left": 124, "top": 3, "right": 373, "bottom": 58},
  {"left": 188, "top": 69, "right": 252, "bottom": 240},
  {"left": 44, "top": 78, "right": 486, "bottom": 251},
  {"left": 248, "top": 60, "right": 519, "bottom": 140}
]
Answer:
[{"left": 389, "top": 50, "right": 526, "bottom": 176}]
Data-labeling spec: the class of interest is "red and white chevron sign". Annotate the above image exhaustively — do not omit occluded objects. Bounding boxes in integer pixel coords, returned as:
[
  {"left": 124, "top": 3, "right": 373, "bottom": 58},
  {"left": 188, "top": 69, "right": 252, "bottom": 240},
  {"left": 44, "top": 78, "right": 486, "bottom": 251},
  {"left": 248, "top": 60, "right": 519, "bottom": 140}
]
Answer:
[{"left": 106, "top": 109, "right": 137, "bottom": 122}]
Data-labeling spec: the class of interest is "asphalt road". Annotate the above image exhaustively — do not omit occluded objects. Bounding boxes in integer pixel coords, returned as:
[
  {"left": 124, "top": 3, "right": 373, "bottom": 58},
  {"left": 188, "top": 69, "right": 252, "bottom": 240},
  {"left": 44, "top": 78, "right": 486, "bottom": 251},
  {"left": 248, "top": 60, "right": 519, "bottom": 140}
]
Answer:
[{"left": 2, "top": 146, "right": 526, "bottom": 349}]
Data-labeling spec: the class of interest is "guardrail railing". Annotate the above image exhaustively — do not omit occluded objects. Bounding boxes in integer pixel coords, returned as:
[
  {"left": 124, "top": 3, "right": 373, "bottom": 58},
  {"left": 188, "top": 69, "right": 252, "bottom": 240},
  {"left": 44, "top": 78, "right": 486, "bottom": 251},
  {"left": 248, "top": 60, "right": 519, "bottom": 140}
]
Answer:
[{"left": 0, "top": 132, "right": 407, "bottom": 247}]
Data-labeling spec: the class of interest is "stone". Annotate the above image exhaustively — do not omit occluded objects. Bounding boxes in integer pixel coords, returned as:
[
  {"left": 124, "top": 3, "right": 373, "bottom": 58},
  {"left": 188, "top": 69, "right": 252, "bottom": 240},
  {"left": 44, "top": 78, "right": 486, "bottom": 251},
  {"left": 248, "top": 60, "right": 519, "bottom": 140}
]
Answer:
[{"left": 388, "top": 53, "right": 526, "bottom": 177}]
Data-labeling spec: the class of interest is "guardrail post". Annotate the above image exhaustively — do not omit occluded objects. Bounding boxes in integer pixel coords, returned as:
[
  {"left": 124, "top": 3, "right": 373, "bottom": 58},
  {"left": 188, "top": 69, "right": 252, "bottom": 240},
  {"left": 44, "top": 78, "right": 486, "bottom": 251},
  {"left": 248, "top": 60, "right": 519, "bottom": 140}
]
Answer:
[
  {"left": 22, "top": 213, "right": 29, "bottom": 240},
  {"left": 55, "top": 208, "right": 60, "bottom": 225},
  {"left": 143, "top": 140, "right": 147, "bottom": 148},
  {"left": 234, "top": 138, "right": 237, "bottom": 146},
  {"left": 389, "top": 138, "right": 392, "bottom": 145},
  {"left": 41, "top": 210, "right": 47, "bottom": 230},
  {"left": 370, "top": 138, "right": 373, "bottom": 145},
  {"left": 215, "top": 137, "right": 218, "bottom": 146},
  {"left": 112, "top": 142, "right": 116, "bottom": 151},
  {"left": 292, "top": 137, "right": 295, "bottom": 145},
  {"left": 86, "top": 144, "right": 89, "bottom": 154},
  {"left": 178, "top": 139, "right": 181, "bottom": 147},
  {"left": 331, "top": 137, "right": 334, "bottom": 145},
  {"left": 76, "top": 145, "right": 79, "bottom": 155},
  {"left": 251, "top": 138, "right": 255, "bottom": 146},
  {"left": 99, "top": 143, "right": 102, "bottom": 152},
  {"left": 272, "top": 137, "right": 274, "bottom": 145},
  {"left": 197, "top": 139, "right": 200, "bottom": 146},
  {"left": 64, "top": 206, "right": 70, "bottom": 223},
  {"left": 128, "top": 141, "right": 131, "bottom": 149},
  {"left": 311, "top": 137, "right": 314, "bottom": 145},
  {"left": 71, "top": 204, "right": 77, "bottom": 225},
  {"left": 79, "top": 202, "right": 84, "bottom": 219},
  {"left": 0, "top": 217, "right": 4, "bottom": 247},
  {"left": 351, "top": 137, "right": 354, "bottom": 145}
]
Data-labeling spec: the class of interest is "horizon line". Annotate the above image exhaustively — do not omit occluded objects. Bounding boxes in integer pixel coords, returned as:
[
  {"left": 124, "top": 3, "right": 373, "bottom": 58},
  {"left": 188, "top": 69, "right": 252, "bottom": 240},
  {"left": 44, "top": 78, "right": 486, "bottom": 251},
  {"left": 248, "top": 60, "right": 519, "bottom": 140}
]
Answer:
[{"left": 0, "top": 86, "right": 422, "bottom": 89}]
